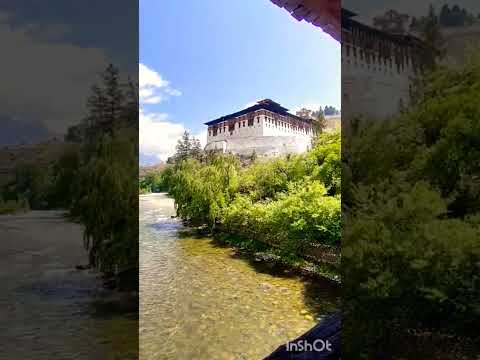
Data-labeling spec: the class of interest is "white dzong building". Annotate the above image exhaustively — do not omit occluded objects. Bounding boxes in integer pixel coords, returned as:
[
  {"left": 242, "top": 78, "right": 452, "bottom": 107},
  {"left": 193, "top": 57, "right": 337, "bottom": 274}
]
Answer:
[
  {"left": 341, "top": 9, "right": 423, "bottom": 121},
  {"left": 204, "top": 99, "right": 315, "bottom": 157}
]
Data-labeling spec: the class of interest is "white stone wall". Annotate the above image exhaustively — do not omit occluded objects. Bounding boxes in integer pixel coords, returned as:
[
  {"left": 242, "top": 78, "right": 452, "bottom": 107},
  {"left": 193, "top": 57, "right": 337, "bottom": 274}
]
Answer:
[
  {"left": 341, "top": 39, "right": 415, "bottom": 121},
  {"left": 205, "top": 136, "right": 312, "bottom": 157}
]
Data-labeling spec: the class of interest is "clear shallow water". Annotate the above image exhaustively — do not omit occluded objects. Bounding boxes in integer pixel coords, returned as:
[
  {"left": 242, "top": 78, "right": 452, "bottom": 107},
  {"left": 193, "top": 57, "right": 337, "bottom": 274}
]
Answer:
[
  {"left": 0, "top": 211, "right": 138, "bottom": 360},
  {"left": 140, "top": 193, "right": 339, "bottom": 360}
]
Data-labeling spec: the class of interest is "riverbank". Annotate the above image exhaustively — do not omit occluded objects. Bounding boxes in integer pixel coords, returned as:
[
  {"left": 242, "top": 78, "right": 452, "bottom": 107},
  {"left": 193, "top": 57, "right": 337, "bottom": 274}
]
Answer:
[
  {"left": 211, "top": 231, "right": 340, "bottom": 283},
  {"left": 143, "top": 191, "right": 341, "bottom": 283}
]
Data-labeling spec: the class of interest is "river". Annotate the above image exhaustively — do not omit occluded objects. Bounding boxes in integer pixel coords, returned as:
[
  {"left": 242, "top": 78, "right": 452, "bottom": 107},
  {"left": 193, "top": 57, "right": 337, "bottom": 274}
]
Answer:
[
  {"left": 0, "top": 210, "right": 138, "bottom": 360},
  {"left": 140, "top": 193, "right": 340, "bottom": 359}
]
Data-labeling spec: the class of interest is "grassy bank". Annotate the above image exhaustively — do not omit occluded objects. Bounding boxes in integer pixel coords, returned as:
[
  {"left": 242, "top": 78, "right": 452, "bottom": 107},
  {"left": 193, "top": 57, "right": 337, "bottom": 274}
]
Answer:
[{"left": 213, "top": 232, "right": 340, "bottom": 282}]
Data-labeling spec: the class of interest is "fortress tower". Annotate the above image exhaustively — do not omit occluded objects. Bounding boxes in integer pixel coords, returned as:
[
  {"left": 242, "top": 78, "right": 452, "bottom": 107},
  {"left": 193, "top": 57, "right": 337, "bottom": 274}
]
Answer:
[{"left": 204, "top": 99, "right": 315, "bottom": 157}]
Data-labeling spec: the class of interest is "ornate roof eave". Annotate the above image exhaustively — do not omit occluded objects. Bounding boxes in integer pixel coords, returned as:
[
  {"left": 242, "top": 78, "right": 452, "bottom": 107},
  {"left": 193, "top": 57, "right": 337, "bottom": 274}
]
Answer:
[
  {"left": 205, "top": 99, "right": 312, "bottom": 126},
  {"left": 270, "top": 0, "right": 340, "bottom": 42}
]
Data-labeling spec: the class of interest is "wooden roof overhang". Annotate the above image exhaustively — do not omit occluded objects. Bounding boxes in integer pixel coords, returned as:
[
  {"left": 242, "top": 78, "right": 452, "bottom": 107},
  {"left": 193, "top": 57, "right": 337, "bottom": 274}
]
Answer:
[{"left": 270, "top": 0, "right": 340, "bottom": 41}]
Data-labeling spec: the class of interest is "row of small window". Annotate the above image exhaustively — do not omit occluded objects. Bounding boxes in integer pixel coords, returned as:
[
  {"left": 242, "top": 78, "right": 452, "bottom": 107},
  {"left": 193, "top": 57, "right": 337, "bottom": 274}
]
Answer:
[
  {"left": 344, "top": 59, "right": 397, "bottom": 75},
  {"left": 209, "top": 116, "right": 311, "bottom": 136},
  {"left": 209, "top": 118, "right": 258, "bottom": 136},
  {"left": 265, "top": 124, "right": 309, "bottom": 133},
  {"left": 343, "top": 45, "right": 411, "bottom": 66},
  {"left": 265, "top": 116, "right": 304, "bottom": 131}
]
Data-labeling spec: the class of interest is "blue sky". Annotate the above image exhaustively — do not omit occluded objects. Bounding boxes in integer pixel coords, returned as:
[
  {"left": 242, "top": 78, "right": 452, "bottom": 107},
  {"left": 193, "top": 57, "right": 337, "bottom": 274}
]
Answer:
[{"left": 140, "top": 0, "right": 340, "bottom": 164}]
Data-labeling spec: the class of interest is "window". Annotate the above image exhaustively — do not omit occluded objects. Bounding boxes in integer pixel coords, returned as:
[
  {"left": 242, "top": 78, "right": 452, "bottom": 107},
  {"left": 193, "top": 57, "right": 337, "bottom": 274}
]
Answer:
[
  {"left": 248, "top": 118, "right": 254, "bottom": 127},
  {"left": 243, "top": 121, "right": 245, "bottom": 127}
]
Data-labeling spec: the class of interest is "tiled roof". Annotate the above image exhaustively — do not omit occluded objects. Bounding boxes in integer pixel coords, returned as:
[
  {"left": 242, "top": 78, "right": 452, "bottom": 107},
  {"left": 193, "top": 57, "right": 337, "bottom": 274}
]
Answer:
[
  {"left": 342, "top": 9, "right": 424, "bottom": 46},
  {"left": 205, "top": 99, "right": 311, "bottom": 126}
]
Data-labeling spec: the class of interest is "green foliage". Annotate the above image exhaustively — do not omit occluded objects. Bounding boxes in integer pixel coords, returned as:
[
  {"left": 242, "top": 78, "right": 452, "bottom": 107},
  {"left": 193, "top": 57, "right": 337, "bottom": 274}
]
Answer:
[
  {"left": 71, "top": 64, "right": 139, "bottom": 285},
  {"left": 343, "top": 57, "right": 480, "bottom": 357},
  {"left": 12, "top": 163, "right": 57, "bottom": 209},
  {"left": 165, "top": 131, "right": 341, "bottom": 260},
  {"left": 223, "top": 181, "right": 340, "bottom": 256},
  {"left": 168, "top": 155, "right": 240, "bottom": 227},
  {"left": 239, "top": 158, "right": 291, "bottom": 201},
  {"left": 309, "top": 131, "right": 341, "bottom": 195},
  {"left": 49, "top": 147, "right": 81, "bottom": 207},
  {"left": 169, "top": 131, "right": 202, "bottom": 163},
  {"left": 139, "top": 171, "right": 165, "bottom": 193},
  {"left": 72, "top": 130, "right": 138, "bottom": 277}
]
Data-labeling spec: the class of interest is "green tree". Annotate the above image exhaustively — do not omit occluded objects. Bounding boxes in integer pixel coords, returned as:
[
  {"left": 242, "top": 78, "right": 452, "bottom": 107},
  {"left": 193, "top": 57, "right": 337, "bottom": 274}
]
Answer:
[
  {"left": 81, "top": 64, "right": 136, "bottom": 155},
  {"left": 173, "top": 131, "right": 203, "bottom": 162},
  {"left": 311, "top": 106, "right": 326, "bottom": 136},
  {"left": 420, "top": 5, "right": 445, "bottom": 71},
  {"left": 174, "top": 131, "right": 192, "bottom": 162},
  {"left": 190, "top": 137, "right": 202, "bottom": 160},
  {"left": 65, "top": 64, "right": 139, "bottom": 289},
  {"left": 439, "top": 4, "right": 451, "bottom": 26},
  {"left": 76, "top": 130, "right": 138, "bottom": 284}
]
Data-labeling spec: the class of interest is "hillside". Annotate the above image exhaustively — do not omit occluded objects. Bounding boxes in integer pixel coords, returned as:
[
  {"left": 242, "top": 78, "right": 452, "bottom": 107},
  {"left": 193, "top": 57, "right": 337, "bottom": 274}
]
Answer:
[{"left": 139, "top": 162, "right": 166, "bottom": 180}]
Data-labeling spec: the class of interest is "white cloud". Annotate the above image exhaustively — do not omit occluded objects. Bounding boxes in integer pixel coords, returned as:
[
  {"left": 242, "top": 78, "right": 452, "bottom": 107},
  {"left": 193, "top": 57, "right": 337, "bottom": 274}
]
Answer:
[
  {"left": 140, "top": 108, "right": 205, "bottom": 161},
  {"left": 139, "top": 63, "right": 168, "bottom": 88},
  {"left": 142, "top": 95, "right": 164, "bottom": 104},
  {"left": 139, "top": 63, "right": 181, "bottom": 105},
  {"left": 139, "top": 64, "right": 200, "bottom": 161},
  {"left": 139, "top": 109, "right": 184, "bottom": 161},
  {"left": 194, "top": 129, "right": 207, "bottom": 148},
  {"left": 0, "top": 12, "right": 109, "bottom": 134}
]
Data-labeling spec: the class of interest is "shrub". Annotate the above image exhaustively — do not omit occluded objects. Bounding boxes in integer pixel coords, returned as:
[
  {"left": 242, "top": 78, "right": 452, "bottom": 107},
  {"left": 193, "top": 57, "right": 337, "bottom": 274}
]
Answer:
[
  {"left": 166, "top": 131, "right": 342, "bottom": 259},
  {"left": 343, "top": 58, "right": 480, "bottom": 357},
  {"left": 223, "top": 181, "right": 340, "bottom": 256}
]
